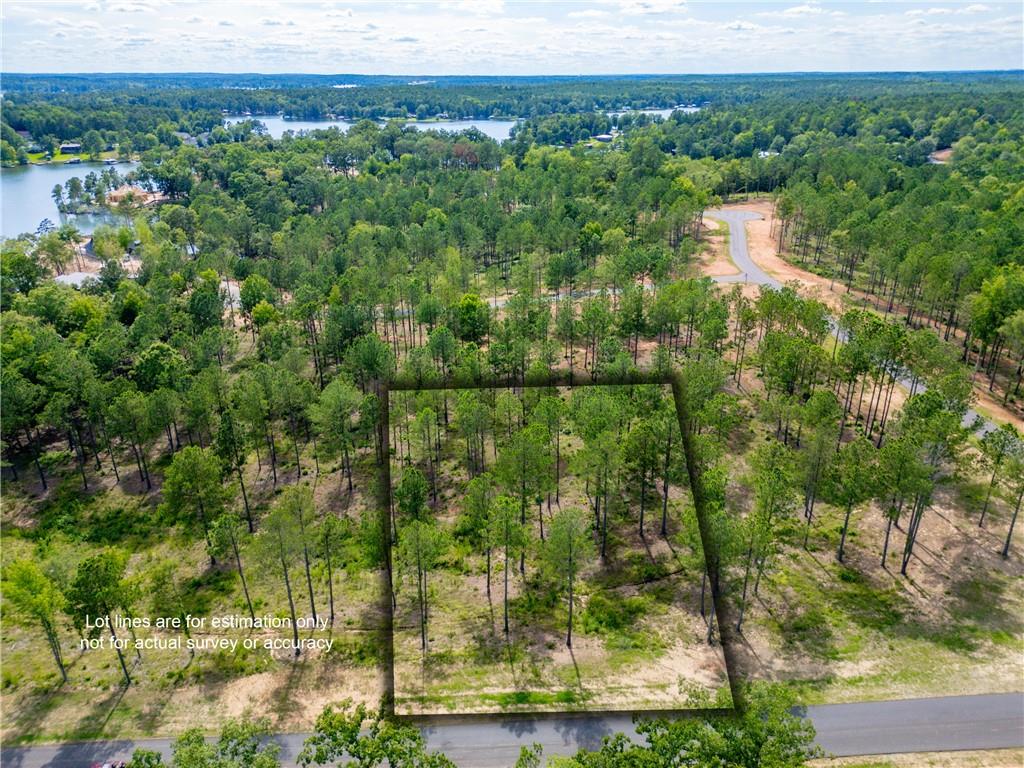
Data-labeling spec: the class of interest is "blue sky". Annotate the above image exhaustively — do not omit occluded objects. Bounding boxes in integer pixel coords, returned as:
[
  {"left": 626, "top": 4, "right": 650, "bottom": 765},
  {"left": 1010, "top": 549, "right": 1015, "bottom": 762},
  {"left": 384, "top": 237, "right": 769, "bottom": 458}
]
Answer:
[{"left": 2, "top": 1, "right": 1021, "bottom": 75}]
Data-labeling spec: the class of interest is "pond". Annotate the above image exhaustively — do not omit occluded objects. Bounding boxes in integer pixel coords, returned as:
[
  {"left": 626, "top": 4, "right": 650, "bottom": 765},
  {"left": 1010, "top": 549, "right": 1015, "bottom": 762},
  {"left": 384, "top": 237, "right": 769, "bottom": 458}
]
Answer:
[
  {"left": 227, "top": 115, "right": 519, "bottom": 141},
  {"left": 1, "top": 161, "right": 139, "bottom": 240}
]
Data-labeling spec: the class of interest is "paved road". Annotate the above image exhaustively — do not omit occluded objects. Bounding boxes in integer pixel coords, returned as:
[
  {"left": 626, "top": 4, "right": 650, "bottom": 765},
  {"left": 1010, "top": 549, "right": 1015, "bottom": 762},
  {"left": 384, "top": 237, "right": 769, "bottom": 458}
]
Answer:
[
  {"left": 3, "top": 693, "right": 1022, "bottom": 767},
  {"left": 703, "top": 208, "right": 997, "bottom": 436},
  {"left": 704, "top": 208, "right": 781, "bottom": 290},
  {"left": 808, "top": 693, "right": 1024, "bottom": 757}
]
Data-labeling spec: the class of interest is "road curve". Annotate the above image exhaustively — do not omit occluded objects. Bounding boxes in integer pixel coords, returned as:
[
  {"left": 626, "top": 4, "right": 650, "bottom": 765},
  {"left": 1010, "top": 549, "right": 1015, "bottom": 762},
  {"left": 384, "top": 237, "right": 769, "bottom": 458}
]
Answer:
[
  {"left": 2, "top": 693, "right": 1022, "bottom": 767},
  {"left": 704, "top": 208, "right": 781, "bottom": 290},
  {"left": 704, "top": 208, "right": 997, "bottom": 436}
]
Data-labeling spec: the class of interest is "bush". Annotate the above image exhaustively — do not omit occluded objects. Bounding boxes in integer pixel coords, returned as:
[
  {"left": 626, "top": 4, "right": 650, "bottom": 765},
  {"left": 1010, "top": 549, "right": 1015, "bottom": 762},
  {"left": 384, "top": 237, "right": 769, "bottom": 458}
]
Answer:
[
  {"left": 580, "top": 592, "right": 645, "bottom": 635},
  {"left": 326, "top": 635, "right": 383, "bottom": 666}
]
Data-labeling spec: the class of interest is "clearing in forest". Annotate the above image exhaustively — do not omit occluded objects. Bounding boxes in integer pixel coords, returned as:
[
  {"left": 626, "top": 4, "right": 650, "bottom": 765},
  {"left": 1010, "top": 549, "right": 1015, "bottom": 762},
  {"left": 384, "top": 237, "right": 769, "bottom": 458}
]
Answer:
[{"left": 386, "top": 380, "right": 732, "bottom": 715}]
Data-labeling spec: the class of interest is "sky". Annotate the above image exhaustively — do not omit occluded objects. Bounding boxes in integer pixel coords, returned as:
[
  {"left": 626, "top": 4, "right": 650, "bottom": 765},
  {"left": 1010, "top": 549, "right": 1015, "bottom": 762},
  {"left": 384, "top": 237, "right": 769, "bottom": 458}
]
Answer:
[{"left": 2, "top": 1, "right": 1022, "bottom": 75}]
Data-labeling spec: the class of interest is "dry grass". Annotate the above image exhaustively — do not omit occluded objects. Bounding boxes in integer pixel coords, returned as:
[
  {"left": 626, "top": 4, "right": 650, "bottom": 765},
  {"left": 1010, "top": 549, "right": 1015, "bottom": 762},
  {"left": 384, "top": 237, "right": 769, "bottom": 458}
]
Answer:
[
  {"left": 810, "top": 748, "right": 1024, "bottom": 768},
  {"left": 1, "top": 431, "right": 388, "bottom": 745}
]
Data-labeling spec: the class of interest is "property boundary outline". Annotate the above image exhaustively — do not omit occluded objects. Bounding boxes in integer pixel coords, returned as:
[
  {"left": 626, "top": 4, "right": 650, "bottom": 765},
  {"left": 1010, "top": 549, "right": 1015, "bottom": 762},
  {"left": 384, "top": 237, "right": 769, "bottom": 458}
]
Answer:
[{"left": 376, "top": 368, "right": 746, "bottom": 725}]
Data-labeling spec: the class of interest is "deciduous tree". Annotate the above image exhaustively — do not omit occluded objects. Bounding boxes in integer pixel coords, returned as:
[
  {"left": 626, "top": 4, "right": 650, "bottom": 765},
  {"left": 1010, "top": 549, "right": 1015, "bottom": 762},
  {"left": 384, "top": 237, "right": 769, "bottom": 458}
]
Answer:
[{"left": 3, "top": 559, "right": 68, "bottom": 683}]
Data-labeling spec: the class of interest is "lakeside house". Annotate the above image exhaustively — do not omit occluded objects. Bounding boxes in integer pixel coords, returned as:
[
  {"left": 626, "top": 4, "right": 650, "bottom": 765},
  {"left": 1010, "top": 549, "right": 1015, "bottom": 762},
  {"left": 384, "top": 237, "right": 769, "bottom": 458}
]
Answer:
[
  {"left": 59, "top": 142, "right": 82, "bottom": 154},
  {"left": 15, "top": 129, "right": 41, "bottom": 151},
  {"left": 107, "top": 185, "right": 167, "bottom": 207},
  {"left": 173, "top": 131, "right": 200, "bottom": 147},
  {"left": 53, "top": 271, "right": 98, "bottom": 289}
]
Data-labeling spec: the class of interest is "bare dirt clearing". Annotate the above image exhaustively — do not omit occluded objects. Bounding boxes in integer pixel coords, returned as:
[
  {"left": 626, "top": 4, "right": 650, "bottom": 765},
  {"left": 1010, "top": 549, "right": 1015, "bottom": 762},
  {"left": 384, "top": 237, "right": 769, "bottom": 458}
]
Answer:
[
  {"left": 696, "top": 218, "right": 741, "bottom": 278},
  {"left": 734, "top": 471, "right": 1023, "bottom": 703},
  {"left": 716, "top": 200, "right": 847, "bottom": 313},
  {"left": 711, "top": 200, "right": 1023, "bottom": 430}
]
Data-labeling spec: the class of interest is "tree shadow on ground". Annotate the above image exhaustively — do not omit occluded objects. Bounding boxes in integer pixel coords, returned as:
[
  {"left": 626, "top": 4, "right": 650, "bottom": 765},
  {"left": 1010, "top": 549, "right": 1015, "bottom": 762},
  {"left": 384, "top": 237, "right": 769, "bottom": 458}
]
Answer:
[
  {"left": 69, "top": 681, "right": 130, "bottom": 740},
  {"left": 267, "top": 654, "right": 309, "bottom": 725},
  {"left": 500, "top": 716, "right": 539, "bottom": 739},
  {"left": 553, "top": 714, "right": 614, "bottom": 752},
  {"left": 1, "top": 683, "right": 67, "bottom": 745}
]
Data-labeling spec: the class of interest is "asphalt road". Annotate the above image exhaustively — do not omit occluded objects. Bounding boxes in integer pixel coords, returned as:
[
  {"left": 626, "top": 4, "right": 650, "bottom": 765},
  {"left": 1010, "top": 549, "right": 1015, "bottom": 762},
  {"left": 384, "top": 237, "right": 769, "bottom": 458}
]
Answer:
[
  {"left": 704, "top": 208, "right": 782, "bottom": 290},
  {"left": 807, "top": 693, "right": 1024, "bottom": 757},
  {"left": 2, "top": 693, "right": 1022, "bottom": 767},
  {"left": 703, "top": 208, "right": 997, "bottom": 435}
]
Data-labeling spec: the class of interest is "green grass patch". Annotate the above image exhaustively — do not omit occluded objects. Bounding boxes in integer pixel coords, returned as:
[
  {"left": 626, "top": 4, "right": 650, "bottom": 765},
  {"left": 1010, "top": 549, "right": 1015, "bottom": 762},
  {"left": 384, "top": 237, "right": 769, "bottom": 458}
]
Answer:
[
  {"left": 580, "top": 592, "right": 646, "bottom": 634},
  {"left": 481, "top": 688, "right": 582, "bottom": 708}
]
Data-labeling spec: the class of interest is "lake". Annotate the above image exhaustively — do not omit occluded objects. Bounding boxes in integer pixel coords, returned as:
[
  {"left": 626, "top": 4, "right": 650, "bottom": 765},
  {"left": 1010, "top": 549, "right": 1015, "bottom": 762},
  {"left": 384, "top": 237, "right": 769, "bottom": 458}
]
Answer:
[
  {"left": 1, "top": 161, "right": 139, "bottom": 240},
  {"left": 1, "top": 110, "right": 699, "bottom": 240},
  {"left": 227, "top": 115, "right": 520, "bottom": 141}
]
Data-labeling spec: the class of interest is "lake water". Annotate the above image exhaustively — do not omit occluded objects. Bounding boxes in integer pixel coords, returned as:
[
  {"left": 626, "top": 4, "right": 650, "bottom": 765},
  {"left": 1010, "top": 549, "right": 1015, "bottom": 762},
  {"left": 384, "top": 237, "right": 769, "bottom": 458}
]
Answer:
[
  {"left": 228, "top": 115, "right": 519, "bottom": 141},
  {"left": 2, "top": 109, "right": 700, "bottom": 240},
  {"left": 234, "top": 112, "right": 700, "bottom": 140},
  {"left": 0, "top": 161, "right": 139, "bottom": 240}
]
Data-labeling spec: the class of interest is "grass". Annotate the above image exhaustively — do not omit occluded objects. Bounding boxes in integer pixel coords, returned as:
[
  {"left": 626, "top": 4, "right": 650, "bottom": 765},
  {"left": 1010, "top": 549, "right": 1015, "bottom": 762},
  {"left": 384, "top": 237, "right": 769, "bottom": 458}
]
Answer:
[
  {"left": 0, "top": 431, "right": 388, "bottom": 745},
  {"left": 741, "top": 488, "right": 1024, "bottom": 705},
  {"left": 23, "top": 150, "right": 120, "bottom": 165},
  {"left": 481, "top": 689, "right": 582, "bottom": 707},
  {"left": 390, "top": 384, "right": 731, "bottom": 715}
]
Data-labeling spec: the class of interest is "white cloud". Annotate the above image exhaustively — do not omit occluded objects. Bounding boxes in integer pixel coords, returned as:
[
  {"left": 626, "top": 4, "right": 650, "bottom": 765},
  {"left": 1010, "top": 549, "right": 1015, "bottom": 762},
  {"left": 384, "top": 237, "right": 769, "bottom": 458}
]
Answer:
[
  {"left": 907, "top": 5, "right": 991, "bottom": 15},
  {"left": 0, "top": 0, "right": 1019, "bottom": 75},
  {"left": 439, "top": 0, "right": 504, "bottom": 15},
  {"left": 616, "top": 0, "right": 687, "bottom": 15},
  {"left": 781, "top": 3, "right": 822, "bottom": 16},
  {"left": 106, "top": 1, "right": 156, "bottom": 12}
]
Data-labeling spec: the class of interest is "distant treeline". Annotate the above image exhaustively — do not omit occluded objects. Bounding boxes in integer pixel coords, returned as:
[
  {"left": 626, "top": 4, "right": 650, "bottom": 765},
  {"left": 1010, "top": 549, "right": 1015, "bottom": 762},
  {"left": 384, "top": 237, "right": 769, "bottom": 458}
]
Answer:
[
  {"left": 3, "top": 71, "right": 1021, "bottom": 142},
  {"left": 514, "top": 79, "right": 1024, "bottom": 162}
]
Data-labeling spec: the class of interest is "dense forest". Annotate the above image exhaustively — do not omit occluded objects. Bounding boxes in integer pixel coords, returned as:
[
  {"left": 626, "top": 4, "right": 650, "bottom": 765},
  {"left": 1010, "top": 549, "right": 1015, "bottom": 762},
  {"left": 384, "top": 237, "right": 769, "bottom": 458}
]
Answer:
[
  {"left": 1, "top": 73, "right": 1022, "bottom": 754},
  {"left": 2, "top": 70, "right": 1019, "bottom": 152}
]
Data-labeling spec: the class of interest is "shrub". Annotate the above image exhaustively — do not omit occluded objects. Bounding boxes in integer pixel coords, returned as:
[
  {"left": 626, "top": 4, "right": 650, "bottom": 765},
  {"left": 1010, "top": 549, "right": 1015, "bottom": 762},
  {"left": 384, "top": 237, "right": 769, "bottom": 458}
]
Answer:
[{"left": 580, "top": 592, "right": 645, "bottom": 635}]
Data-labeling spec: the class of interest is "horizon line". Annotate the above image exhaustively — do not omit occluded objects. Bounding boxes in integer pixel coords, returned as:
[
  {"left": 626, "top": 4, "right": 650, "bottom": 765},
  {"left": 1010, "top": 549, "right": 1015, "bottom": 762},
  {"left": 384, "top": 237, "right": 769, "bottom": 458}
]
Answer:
[{"left": 4, "top": 68, "right": 1023, "bottom": 78}]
